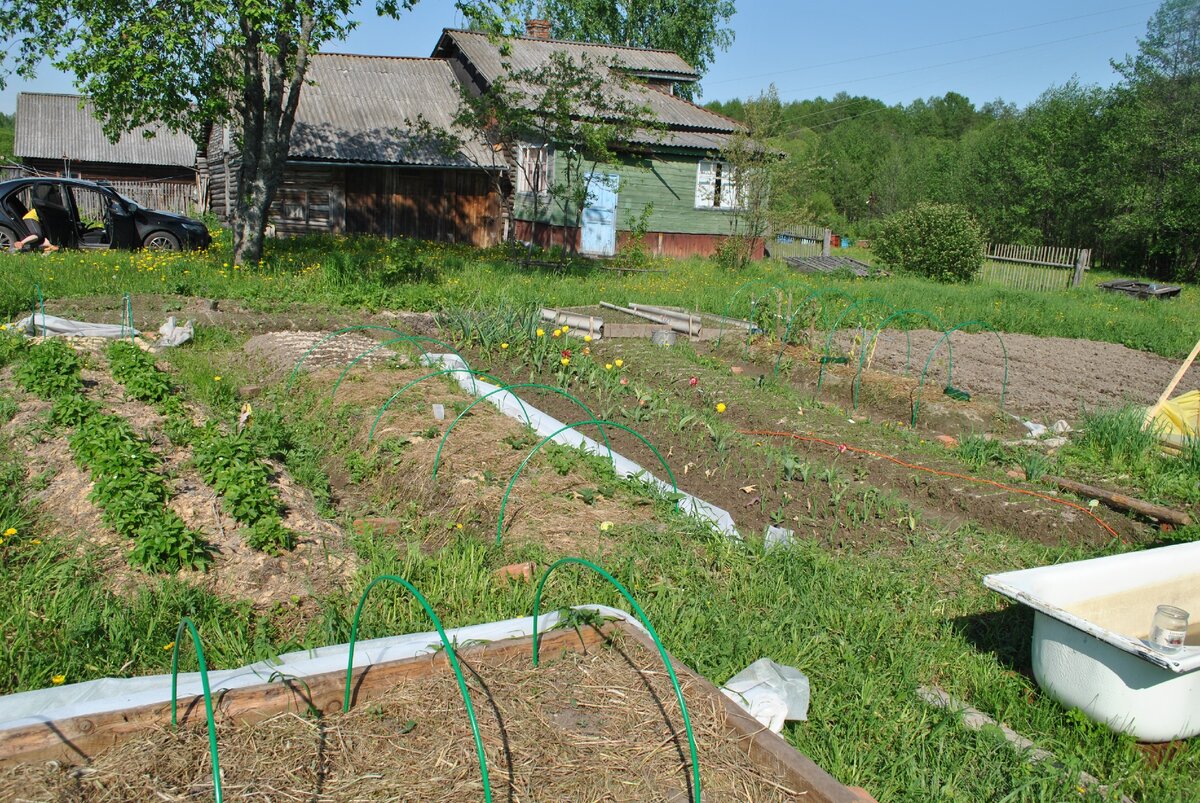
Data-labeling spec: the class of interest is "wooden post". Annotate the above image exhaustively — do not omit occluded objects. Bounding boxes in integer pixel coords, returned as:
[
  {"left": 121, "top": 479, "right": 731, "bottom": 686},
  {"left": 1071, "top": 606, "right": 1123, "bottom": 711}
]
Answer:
[
  {"left": 1072, "top": 249, "right": 1089, "bottom": 288},
  {"left": 822, "top": 228, "right": 832, "bottom": 257}
]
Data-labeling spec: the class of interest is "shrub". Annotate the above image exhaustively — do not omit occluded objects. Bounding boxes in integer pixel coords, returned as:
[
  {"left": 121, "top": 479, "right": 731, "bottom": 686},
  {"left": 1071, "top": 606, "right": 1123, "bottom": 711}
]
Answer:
[{"left": 874, "top": 203, "right": 984, "bottom": 283}]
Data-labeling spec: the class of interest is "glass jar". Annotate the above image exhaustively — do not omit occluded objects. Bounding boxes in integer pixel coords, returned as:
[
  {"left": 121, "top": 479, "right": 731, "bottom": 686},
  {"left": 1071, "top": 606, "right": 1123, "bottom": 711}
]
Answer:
[{"left": 1150, "top": 605, "right": 1189, "bottom": 653}]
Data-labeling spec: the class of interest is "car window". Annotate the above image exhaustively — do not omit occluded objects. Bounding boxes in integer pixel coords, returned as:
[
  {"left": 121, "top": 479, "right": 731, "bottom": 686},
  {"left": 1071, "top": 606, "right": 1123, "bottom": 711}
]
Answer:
[{"left": 70, "top": 186, "right": 112, "bottom": 229}]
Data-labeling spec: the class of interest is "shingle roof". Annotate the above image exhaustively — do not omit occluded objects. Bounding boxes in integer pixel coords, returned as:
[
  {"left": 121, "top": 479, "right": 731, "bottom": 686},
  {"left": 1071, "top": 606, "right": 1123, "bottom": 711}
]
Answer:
[
  {"left": 437, "top": 28, "right": 700, "bottom": 80},
  {"left": 14, "top": 93, "right": 197, "bottom": 168},
  {"left": 289, "top": 54, "right": 496, "bottom": 167},
  {"left": 434, "top": 29, "right": 739, "bottom": 141}
]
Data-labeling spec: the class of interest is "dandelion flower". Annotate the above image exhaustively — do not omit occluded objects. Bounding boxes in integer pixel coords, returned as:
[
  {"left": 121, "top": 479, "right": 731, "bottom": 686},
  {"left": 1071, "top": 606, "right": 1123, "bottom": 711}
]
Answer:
[
  {"left": 51, "top": 674, "right": 66, "bottom": 686},
  {"left": 599, "top": 521, "right": 614, "bottom": 532},
  {"left": 500, "top": 342, "right": 509, "bottom": 350},
  {"left": 605, "top": 363, "right": 613, "bottom": 370},
  {"left": 455, "top": 523, "right": 464, "bottom": 530},
  {"left": 614, "top": 359, "right": 624, "bottom": 368},
  {"left": 3, "top": 527, "right": 15, "bottom": 536},
  {"left": 163, "top": 642, "right": 175, "bottom": 651},
  {"left": 716, "top": 403, "right": 727, "bottom": 414},
  {"left": 536, "top": 328, "right": 545, "bottom": 337},
  {"left": 560, "top": 357, "right": 570, "bottom": 366},
  {"left": 583, "top": 335, "right": 592, "bottom": 342},
  {"left": 213, "top": 376, "right": 222, "bottom": 382},
  {"left": 552, "top": 329, "right": 562, "bottom": 338}
]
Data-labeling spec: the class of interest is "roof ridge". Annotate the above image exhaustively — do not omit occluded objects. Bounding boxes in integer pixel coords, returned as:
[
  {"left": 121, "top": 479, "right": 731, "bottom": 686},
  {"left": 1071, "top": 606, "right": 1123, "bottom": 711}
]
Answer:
[
  {"left": 441, "top": 27, "right": 697, "bottom": 62},
  {"left": 314, "top": 52, "right": 448, "bottom": 62}
]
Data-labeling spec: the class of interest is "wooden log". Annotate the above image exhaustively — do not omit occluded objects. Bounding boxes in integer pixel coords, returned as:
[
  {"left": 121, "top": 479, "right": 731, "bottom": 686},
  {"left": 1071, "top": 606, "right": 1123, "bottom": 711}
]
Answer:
[{"left": 1045, "top": 476, "right": 1192, "bottom": 526}]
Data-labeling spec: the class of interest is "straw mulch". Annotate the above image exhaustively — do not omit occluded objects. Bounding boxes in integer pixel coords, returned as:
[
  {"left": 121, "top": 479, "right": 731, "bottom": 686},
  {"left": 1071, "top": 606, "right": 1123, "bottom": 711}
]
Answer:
[{"left": 2, "top": 636, "right": 807, "bottom": 801}]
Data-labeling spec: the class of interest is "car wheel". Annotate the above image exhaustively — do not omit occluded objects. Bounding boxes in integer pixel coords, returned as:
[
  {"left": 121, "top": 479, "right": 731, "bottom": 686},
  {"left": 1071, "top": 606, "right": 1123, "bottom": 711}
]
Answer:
[
  {"left": 0, "top": 226, "right": 16, "bottom": 252},
  {"left": 143, "top": 231, "right": 180, "bottom": 251}
]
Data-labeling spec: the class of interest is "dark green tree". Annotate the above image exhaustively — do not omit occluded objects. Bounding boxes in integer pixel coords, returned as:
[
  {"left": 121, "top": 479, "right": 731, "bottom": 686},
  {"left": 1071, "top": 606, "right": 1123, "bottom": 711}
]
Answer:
[{"left": 1107, "top": 0, "right": 1200, "bottom": 279}]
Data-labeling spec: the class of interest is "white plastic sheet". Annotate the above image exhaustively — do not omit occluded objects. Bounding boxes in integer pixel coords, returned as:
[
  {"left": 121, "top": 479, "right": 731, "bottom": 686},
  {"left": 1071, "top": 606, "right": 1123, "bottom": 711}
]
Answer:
[
  {"left": 430, "top": 354, "right": 740, "bottom": 539},
  {"left": 15, "top": 313, "right": 139, "bottom": 339},
  {"left": 720, "top": 658, "right": 811, "bottom": 733},
  {"left": 0, "top": 605, "right": 641, "bottom": 732}
]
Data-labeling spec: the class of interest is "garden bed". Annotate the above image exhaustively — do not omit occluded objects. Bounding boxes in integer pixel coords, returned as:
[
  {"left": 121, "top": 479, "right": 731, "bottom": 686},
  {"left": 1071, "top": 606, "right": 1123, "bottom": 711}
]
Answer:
[{"left": 0, "top": 621, "right": 862, "bottom": 802}]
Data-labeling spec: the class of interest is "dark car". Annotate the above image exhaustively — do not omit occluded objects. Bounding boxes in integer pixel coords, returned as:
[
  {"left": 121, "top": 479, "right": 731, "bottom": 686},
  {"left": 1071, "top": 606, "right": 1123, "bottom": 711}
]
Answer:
[{"left": 0, "top": 177, "right": 211, "bottom": 253}]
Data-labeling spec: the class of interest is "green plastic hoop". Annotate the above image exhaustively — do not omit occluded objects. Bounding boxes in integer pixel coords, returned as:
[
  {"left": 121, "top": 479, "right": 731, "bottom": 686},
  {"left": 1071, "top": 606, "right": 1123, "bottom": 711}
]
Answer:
[
  {"left": 367, "top": 368, "right": 517, "bottom": 443},
  {"left": 815, "top": 297, "right": 897, "bottom": 390},
  {"left": 853, "top": 308, "right": 946, "bottom": 410},
  {"left": 284, "top": 326, "right": 472, "bottom": 393},
  {"left": 331, "top": 334, "right": 475, "bottom": 398},
  {"left": 170, "top": 617, "right": 223, "bottom": 803},
  {"left": 912, "top": 321, "right": 1009, "bottom": 426},
  {"left": 343, "top": 575, "right": 492, "bottom": 802},
  {"left": 715, "top": 280, "right": 795, "bottom": 347},
  {"left": 432, "top": 383, "right": 612, "bottom": 481},
  {"left": 531, "top": 558, "right": 700, "bottom": 803},
  {"left": 772, "top": 288, "right": 856, "bottom": 378},
  {"left": 496, "top": 420, "right": 676, "bottom": 544}
]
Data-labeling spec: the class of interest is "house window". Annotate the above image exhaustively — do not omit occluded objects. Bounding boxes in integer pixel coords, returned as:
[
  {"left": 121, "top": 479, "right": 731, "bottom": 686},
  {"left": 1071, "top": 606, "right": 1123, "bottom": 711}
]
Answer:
[
  {"left": 517, "top": 144, "right": 553, "bottom": 195},
  {"left": 695, "top": 159, "right": 740, "bottom": 209}
]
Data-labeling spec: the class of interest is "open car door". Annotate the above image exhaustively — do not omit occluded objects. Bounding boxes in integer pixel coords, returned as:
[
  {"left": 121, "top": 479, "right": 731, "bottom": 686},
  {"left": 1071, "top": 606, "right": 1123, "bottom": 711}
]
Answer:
[
  {"left": 31, "top": 183, "right": 77, "bottom": 249},
  {"left": 68, "top": 185, "right": 139, "bottom": 250}
]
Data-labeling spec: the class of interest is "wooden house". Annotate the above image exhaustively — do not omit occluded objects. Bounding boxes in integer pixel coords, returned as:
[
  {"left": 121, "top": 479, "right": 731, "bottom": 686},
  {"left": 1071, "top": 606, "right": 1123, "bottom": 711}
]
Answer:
[
  {"left": 432, "top": 25, "right": 754, "bottom": 258},
  {"left": 13, "top": 92, "right": 200, "bottom": 210},
  {"left": 204, "top": 55, "right": 502, "bottom": 246}
]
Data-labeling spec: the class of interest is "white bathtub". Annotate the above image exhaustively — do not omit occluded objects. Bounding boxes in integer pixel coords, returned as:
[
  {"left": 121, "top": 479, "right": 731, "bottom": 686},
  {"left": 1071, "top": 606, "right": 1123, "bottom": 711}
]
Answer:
[{"left": 984, "top": 541, "right": 1200, "bottom": 742}]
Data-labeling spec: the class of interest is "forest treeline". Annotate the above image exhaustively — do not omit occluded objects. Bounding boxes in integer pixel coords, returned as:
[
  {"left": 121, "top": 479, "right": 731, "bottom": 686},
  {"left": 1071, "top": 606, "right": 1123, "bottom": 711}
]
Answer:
[{"left": 708, "top": 0, "right": 1199, "bottom": 281}]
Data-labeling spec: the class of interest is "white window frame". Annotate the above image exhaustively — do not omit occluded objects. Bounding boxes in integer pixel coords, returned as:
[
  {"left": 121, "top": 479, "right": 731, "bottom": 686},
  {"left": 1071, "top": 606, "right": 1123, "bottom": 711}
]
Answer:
[
  {"left": 517, "top": 143, "right": 553, "bottom": 196},
  {"left": 695, "top": 159, "right": 741, "bottom": 210}
]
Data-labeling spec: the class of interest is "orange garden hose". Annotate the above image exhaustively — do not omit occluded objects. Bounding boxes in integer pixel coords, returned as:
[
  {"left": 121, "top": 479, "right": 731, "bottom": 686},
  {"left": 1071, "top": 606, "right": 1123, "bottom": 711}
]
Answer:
[{"left": 741, "top": 429, "right": 1123, "bottom": 541}]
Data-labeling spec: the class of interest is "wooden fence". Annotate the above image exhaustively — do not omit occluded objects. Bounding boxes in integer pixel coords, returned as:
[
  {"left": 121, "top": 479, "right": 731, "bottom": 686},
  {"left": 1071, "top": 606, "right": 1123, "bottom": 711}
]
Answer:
[
  {"left": 980, "top": 243, "right": 1092, "bottom": 291},
  {"left": 769, "top": 225, "right": 832, "bottom": 261}
]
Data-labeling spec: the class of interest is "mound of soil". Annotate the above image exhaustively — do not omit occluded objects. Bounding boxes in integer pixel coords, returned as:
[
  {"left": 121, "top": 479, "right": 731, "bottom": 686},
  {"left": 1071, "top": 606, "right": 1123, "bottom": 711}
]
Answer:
[{"left": 0, "top": 636, "right": 806, "bottom": 802}]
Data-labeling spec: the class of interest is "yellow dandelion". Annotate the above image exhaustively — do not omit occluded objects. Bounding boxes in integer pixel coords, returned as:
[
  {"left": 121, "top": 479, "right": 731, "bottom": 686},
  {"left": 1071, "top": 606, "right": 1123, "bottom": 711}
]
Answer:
[
  {"left": 164, "top": 641, "right": 176, "bottom": 651},
  {"left": 560, "top": 357, "right": 570, "bottom": 366},
  {"left": 583, "top": 335, "right": 592, "bottom": 342},
  {"left": 51, "top": 674, "right": 66, "bottom": 686},
  {"left": 614, "top": 359, "right": 624, "bottom": 368},
  {"left": 455, "top": 523, "right": 464, "bottom": 530},
  {"left": 500, "top": 342, "right": 509, "bottom": 350},
  {"left": 552, "top": 329, "right": 562, "bottom": 338},
  {"left": 3, "top": 527, "right": 15, "bottom": 536},
  {"left": 536, "top": 328, "right": 545, "bottom": 337},
  {"left": 599, "top": 521, "right": 614, "bottom": 532},
  {"left": 716, "top": 403, "right": 727, "bottom": 413},
  {"left": 604, "top": 363, "right": 613, "bottom": 370},
  {"left": 213, "top": 376, "right": 222, "bottom": 382}
]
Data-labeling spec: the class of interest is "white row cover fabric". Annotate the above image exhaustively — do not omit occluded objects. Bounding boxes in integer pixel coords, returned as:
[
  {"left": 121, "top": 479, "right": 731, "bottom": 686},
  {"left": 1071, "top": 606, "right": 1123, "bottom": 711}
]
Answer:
[
  {"left": 719, "top": 658, "right": 811, "bottom": 733},
  {"left": 0, "top": 606, "right": 641, "bottom": 732},
  {"left": 15, "top": 313, "right": 139, "bottom": 339},
  {"left": 430, "top": 354, "right": 740, "bottom": 538}
]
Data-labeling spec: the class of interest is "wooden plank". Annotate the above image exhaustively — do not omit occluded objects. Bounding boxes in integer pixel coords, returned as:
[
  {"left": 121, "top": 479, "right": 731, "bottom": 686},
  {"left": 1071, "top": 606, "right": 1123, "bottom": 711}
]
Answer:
[
  {"left": 620, "top": 626, "right": 865, "bottom": 803},
  {"left": 1045, "top": 476, "right": 1192, "bottom": 526}
]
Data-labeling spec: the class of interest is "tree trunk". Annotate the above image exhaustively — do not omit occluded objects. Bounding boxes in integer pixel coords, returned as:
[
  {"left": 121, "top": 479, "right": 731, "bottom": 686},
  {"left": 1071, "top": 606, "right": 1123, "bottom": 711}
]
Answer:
[{"left": 230, "top": 10, "right": 314, "bottom": 266}]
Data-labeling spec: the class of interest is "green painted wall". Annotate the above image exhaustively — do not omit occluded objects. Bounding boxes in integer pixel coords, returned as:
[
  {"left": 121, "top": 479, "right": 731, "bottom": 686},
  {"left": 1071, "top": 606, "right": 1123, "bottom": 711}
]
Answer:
[{"left": 514, "top": 150, "right": 739, "bottom": 236}]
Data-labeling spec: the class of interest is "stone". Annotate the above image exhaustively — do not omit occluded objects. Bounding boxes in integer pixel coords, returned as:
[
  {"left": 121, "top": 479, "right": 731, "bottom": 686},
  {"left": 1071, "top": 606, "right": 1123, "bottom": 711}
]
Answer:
[
  {"left": 934, "top": 434, "right": 958, "bottom": 448},
  {"left": 1006, "top": 469, "right": 1026, "bottom": 481},
  {"left": 493, "top": 562, "right": 537, "bottom": 584}
]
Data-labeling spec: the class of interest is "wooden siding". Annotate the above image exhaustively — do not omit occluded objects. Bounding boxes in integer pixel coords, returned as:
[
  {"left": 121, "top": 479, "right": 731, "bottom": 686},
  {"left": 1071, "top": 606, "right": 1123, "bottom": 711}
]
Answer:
[
  {"left": 344, "top": 166, "right": 500, "bottom": 247},
  {"left": 513, "top": 151, "right": 739, "bottom": 236},
  {"left": 20, "top": 158, "right": 193, "bottom": 184},
  {"left": 271, "top": 165, "right": 344, "bottom": 237},
  {"left": 514, "top": 221, "right": 763, "bottom": 259}
]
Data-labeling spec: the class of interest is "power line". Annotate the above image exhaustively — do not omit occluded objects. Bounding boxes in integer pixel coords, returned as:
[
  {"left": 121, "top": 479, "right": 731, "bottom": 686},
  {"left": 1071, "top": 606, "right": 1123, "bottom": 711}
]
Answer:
[{"left": 706, "top": 1, "right": 1153, "bottom": 87}]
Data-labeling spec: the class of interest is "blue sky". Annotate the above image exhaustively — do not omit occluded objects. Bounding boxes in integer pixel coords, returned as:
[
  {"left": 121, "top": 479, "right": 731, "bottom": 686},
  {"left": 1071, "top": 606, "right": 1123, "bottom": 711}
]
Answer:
[{"left": 1, "top": 1, "right": 1156, "bottom": 114}]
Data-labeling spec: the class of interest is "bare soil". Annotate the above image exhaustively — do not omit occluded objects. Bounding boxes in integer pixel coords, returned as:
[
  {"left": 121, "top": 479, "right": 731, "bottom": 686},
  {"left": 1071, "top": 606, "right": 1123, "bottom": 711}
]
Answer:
[
  {"left": 837, "top": 328, "right": 1200, "bottom": 423},
  {"left": 0, "top": 634, "right": 806, "bottom": 802},
  {"left": 1, "top": 340, "right": 356, "bottom": 609}
]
